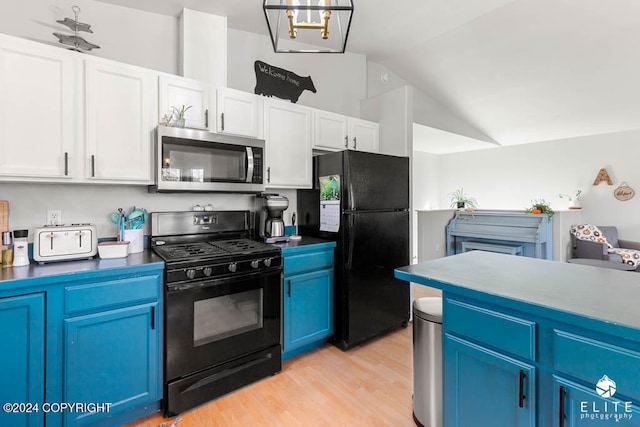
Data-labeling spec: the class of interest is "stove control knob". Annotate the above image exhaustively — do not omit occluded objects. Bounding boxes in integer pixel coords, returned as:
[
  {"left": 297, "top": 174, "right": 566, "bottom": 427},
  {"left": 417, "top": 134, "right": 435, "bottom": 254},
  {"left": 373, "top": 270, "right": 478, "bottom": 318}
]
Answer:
[
  {"left": 228, "top": 263, "right": 237, "bottom": 273},
  {"left": 264, "top": 258, "right": 272, "bottom": 267},
  {"left": 203, "top": 267, "right": 213, "bottom": 276},
  {"left": 251, "top": 260, "right": 260, "bottom": 269},
  {"left": 185, "top": 269, "right": 196, "bottom": 279}
]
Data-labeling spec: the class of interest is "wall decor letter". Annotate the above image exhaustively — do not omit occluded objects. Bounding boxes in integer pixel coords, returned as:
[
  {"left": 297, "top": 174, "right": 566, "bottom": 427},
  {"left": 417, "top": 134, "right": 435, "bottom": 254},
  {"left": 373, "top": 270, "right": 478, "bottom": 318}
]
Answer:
[
  {"left": 593, "top": 168, "right": 613, "bottom": 185},
  {"left": 254, "top": 60, "right": 316, "bottom": 103}
]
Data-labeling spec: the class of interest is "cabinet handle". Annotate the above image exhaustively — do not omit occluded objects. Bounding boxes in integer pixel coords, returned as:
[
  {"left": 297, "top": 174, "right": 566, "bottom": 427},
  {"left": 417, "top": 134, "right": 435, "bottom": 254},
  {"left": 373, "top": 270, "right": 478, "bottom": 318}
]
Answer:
[
  {"left": 559, "top": 385, "right": 566, "bottom": 427},
  {"left": 221, "top": 112, "right": 225, "bottom": 131},
  {"left": 287, "top": 280, "right": 291, "bottom": 297},
  {"left": 344, "top": 135, "right": 348, "bottom": 148},
  {"left": 64, "top": 152, "right": 69, "bottom": 176},
  {"left": 267, "top": 167, "right": 271, "bottom": 183},
  {"left": 353, "top": 136, "right": 357, "bottom": 150},
  {"left": 518, "top": 370, "right": 526, "bottom": 408},
  {"left": 151, "top": 306, "right": 155, "bottom": 330},
  {"left": 91, "top": 155, "right": 95, "bottom": 177},
  {"left": 205, "top": 109, "right": 209, "bottom": 129}
]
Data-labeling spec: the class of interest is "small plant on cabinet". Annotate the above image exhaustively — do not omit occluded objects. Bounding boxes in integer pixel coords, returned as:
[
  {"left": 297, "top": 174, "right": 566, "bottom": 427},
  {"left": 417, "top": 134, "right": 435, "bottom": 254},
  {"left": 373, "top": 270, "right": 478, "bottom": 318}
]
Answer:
[
  {"left": 171, "top": 105, "right": 192, "bottom": 128},
  {"left": 449, "top": 188, "right": 478, "bottom": 210},
  {"left": 525, "top": 199, "right": 554, "bottom": 216}
]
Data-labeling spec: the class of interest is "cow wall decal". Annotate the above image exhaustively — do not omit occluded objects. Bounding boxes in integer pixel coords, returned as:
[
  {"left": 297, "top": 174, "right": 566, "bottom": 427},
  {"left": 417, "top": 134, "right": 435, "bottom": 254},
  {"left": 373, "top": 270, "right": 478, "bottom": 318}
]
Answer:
[{"left": 254, "top": 60, "right": 316, "bottom": 103}]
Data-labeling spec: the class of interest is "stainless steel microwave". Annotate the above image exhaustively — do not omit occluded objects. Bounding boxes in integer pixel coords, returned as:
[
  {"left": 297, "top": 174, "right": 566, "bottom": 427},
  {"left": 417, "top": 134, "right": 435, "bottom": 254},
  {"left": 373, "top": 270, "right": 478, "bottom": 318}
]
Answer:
[{"left": 150, "top": 126, "right": 265, "bottom": 193}]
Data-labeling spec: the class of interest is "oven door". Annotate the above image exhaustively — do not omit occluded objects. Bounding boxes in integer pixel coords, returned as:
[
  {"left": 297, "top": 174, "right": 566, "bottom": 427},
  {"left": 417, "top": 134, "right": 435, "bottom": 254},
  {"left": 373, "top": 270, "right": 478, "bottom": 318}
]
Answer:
[{"left": 165, "top": 269, "right": 281, "bottom": 381}]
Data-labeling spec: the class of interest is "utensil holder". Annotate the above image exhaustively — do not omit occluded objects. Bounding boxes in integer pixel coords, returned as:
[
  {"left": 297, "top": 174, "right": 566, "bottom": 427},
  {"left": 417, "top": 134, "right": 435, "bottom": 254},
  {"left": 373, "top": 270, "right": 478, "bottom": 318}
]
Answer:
[{"left": 124, "top": 229, "right": 144, "bottom": 254}]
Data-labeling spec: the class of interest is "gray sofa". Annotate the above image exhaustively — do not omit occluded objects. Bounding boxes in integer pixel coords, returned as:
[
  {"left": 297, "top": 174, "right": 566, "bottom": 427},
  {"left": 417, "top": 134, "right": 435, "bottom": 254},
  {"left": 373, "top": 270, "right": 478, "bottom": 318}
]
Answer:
[{"left": 571, "top": 225, "right": 640, "bottom": 267}]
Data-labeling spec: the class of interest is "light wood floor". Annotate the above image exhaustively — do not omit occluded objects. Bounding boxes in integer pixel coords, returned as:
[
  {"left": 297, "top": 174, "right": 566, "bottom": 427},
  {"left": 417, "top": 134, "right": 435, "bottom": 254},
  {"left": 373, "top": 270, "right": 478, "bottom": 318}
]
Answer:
[{"left": 126, "top": 284, "right": 440, "bottom": 427}]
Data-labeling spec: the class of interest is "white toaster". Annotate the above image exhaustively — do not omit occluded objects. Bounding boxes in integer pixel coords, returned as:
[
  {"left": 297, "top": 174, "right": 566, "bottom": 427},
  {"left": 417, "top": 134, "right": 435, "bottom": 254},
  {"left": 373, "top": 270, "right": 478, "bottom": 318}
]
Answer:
[{"left": 33, "top": 224, "right": 98, "bottom": 263}]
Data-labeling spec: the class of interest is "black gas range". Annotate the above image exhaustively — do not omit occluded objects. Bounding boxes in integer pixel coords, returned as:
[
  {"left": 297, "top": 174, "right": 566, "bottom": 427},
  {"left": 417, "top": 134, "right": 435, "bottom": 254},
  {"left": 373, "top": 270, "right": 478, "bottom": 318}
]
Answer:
[
  {"left": 150, "top": 210, "right": 282, "bottom": 417},
  {"left": 153, "top": 237, "right": 281, "bottom": 285}
]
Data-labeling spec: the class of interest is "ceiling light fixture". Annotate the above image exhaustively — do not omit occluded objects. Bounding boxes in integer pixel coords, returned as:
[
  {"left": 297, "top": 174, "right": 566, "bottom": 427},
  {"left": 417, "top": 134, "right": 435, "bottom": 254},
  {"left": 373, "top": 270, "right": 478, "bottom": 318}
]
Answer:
[{"left": 263, "top": 0, "right": 354, "bottom": 53}]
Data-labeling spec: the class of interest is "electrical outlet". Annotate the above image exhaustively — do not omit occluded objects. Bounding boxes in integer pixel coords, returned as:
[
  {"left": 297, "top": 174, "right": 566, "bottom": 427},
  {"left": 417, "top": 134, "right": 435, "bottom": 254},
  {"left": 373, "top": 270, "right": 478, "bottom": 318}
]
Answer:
[{"left": 47, "top": 210, "right": 62, "bottom": 226}]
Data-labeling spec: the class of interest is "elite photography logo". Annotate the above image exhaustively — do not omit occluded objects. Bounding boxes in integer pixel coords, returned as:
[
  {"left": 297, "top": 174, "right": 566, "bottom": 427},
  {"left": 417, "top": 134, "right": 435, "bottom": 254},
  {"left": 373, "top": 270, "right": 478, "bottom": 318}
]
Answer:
[{"left": 595, "top": 375, "right": 617, "bottom": 398}]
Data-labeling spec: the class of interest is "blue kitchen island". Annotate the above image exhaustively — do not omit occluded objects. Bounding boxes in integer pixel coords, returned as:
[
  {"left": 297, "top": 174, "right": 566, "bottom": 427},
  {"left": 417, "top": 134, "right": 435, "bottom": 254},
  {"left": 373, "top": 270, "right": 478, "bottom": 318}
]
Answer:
[{"left": 395, "top": 251, "right": 640, "bottom": 427}]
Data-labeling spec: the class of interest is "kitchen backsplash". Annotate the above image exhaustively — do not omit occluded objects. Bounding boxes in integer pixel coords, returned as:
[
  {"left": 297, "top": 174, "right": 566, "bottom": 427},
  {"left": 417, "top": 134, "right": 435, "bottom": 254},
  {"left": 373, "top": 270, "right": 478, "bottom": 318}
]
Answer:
[{"left": 1, "top": 183, "right": 298, "bottom": 241}]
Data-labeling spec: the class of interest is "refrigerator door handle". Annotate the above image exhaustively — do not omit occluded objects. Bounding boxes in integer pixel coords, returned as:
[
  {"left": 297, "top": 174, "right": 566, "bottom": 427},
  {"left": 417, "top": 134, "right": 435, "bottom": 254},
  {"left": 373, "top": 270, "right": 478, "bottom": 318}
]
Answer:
[
  {"left": 348, "top": 182, "right": 355, "bottom": 211},
  {"left": 346, "top": 214, "right": 355, "bottom": 270}
]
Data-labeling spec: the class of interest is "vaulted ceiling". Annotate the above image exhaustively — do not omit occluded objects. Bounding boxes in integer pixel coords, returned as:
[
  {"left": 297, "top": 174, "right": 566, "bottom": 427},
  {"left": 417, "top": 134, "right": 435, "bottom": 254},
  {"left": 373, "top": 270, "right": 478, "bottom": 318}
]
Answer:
[{"left": 96, "top": 0, "right": 640, "bottom": 148}]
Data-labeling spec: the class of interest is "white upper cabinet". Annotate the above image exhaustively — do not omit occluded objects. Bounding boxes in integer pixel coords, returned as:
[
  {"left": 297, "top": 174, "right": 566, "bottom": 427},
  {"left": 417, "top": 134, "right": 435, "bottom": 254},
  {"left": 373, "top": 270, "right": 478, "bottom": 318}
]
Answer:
[
  {"left": 159, "top": 75, "right": 211, "bottom": 130},
  {"left": 263, "top": 99, "right": 312, "bottom": 189},
  {"left": 313, "top": 110, "right": 349, "bottom": 151},
  {"left": 216, "top": 88, "right": 263, "bottom": 138},
  {"left": 313, "top": 110, "right": 379, "bottom": 153},
  {"left": 0, "top": 35, "right": 78, "bottom": 180},
  {"left": 84, "top": 59, "right": 157, "bottom": 183},
  {"left": 348, "top": 118, "right": 379, "bottom": 153}
]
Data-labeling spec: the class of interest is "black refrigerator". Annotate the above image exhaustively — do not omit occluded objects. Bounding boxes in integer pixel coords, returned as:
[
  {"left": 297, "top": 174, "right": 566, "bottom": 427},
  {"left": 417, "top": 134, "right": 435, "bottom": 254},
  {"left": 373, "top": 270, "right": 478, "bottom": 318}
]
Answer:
[{"left": 297, "top": 150, "right": 410, "bottom": 350}]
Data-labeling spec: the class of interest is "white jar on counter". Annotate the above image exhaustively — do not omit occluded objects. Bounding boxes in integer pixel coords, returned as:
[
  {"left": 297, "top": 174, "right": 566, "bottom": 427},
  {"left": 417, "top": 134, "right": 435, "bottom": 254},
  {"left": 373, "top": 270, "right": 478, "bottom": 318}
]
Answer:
[{"left": 12, "top": 229, "right": 30, "bottom": 267}]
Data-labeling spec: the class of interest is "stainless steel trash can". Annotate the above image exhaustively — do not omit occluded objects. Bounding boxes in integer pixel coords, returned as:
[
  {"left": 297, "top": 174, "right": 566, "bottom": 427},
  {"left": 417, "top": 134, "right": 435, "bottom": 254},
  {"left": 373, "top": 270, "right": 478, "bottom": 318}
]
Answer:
[{"left": 413, "top": 297, "right": 442, "bottom": 427}]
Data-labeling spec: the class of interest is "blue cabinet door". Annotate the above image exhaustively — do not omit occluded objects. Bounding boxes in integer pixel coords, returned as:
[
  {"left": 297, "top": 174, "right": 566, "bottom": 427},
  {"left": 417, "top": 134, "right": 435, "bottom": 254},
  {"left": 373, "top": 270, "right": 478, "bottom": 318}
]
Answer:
[
  {"left": 444, "top": 334, "right": 536, "bottom": 427},
  {"left": 0, "top": 293, "right": 45, "bottom": 427},
  {"left": 283, "top": 268, "right": 334, "bottom": 358},
  {"left": 63, "top": 303, "right": 159, "bottom": 426},
  {"left": 553, "top": 375, "right": 640, "bottom": 426}
]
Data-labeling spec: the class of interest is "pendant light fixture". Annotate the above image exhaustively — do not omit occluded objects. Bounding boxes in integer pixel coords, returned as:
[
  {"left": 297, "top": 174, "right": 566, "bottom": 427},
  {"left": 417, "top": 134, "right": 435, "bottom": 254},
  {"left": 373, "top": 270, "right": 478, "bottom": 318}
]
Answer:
[{"left": 263, "top": 0, "right": 354, "bottom": 53}]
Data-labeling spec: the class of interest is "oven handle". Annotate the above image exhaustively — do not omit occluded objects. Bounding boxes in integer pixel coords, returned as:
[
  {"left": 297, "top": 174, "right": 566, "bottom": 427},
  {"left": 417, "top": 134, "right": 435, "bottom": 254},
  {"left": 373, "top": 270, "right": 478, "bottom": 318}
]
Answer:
[
  {"left": 167, "top": 268, "right": 281, "bottom": 292},
  {"left": 246, "top": 147, "right": 254, "bottom": 183}
]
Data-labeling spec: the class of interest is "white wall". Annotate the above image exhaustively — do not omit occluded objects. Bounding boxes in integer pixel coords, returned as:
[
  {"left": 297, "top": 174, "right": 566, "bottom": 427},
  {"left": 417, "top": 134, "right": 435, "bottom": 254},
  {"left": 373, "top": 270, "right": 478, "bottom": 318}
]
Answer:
[
  {"left": 0, "top": 0, "right": 179, "bottom": 74},
  {"left": 227, "top": 29, "right": 367, "bottom": 117},
  {"left": 412, "top": 89, "right": 496, "bottom": 144},
  {"left": 361, "top": 86, "right": 413, "bottom": 157},
  {"left": 0, "top": 183, "right": 257, "bottom": 240},
  {"left": 416, "top": 128, "right": 640, "bottom": 240}
]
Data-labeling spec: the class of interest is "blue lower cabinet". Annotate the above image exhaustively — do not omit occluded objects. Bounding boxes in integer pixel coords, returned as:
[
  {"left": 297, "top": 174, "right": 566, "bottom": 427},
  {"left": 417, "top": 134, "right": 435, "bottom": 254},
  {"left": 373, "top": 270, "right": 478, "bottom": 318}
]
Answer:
[
  {"left": 553, "top": 376, "right": 640, "bottom": 427},
  {"left": 444, "top": 334, "right": 536, "bottom": 427},
  {"left": 283, "top": 268, "right": 334, "bottom": 360},
  {"left": 0, "top": 293, "right": 45, "bottom": 427},
  {"left": 63, "top": 303, "right": 160, "bottom": 426},
  {"left": 281, "top": 242, "right": 335, "bottom": 361}
]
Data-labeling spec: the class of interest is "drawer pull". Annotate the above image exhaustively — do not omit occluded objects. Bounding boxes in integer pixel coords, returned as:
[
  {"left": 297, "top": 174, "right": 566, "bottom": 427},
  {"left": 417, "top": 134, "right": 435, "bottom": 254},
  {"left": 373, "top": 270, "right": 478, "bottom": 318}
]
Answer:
[
  {"left": 559, "top": 385, "right": 566, "bottom": 427},
  {"left": 287, "top": 279, "right": 291, "bottom": 297},
  {"left": 151, "top": 306, "right": 155, "bottom": 330},
  {"left": 518, "top": 370, "right": 526, "bottom": 408}
]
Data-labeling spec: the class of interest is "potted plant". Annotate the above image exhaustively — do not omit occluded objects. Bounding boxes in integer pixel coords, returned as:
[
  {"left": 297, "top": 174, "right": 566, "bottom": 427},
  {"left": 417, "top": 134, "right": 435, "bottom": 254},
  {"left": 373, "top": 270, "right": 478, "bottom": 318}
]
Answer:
[
  {"left": 525, "top": 199, "right": 554, "bottom": 216},
  {"left": 171, "top": 105, "right": 192, "bottom": 128},
  {"left": 449, "top": 188, "right": 478, "bottom": 210},
  {"left": 559, "top": 190, "right": 582, "bottom": 210}
]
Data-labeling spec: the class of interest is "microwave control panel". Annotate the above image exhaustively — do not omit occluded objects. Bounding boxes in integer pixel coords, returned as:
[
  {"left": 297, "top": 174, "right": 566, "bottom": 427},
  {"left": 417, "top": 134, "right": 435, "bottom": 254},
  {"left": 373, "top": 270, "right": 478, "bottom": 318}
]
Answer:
[{"left": 252, "top": 149, "right": 263, "bottom": 184}]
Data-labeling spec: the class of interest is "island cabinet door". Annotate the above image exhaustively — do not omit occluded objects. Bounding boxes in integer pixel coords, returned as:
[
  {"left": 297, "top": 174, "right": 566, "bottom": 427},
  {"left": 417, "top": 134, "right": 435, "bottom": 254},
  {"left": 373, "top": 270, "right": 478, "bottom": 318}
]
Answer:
[
  {"left": 63, "top": 303, "right": 160, "bottom": 427},
  {"left": 444, "top": 334, "right": 536, "bottom": 427},
  {"left": 0, "top": 293, "right": 45, "bottom": 427},
  {"left": 552, "top": 376, "right": 640, "bottom": 427}
]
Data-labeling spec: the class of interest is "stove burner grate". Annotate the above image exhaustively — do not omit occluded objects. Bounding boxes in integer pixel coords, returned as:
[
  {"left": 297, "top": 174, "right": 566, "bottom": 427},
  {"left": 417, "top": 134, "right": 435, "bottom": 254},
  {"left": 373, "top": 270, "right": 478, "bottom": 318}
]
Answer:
[{"left": 153, "top": 238, "right": 277, "bottom": 262}]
